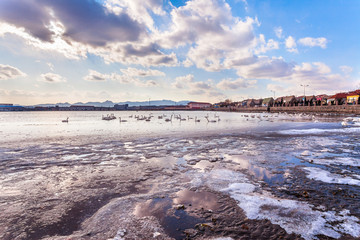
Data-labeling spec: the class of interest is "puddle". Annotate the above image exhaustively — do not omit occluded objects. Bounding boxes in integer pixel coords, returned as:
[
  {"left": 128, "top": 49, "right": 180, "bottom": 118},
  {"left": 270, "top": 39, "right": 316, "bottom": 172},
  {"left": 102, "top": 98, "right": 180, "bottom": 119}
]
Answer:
[{"left": 134, "top": 189, "right": 220, "bottom": 239}]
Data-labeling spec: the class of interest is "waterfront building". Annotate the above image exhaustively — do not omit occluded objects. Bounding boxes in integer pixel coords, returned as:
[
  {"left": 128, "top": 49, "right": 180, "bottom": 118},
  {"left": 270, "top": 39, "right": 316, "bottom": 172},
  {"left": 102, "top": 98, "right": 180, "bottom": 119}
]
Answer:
[
  {"left": 282, "top": 96, "right": 296, "bottom": 107},
  {"left": 114, "top": 104, "right": 129, "bottom": 110},
  {"left": 327, "top": 93, "right": 347, "bottom": 105},
  {"left": 244, "top": 99, "right": 255, "bottom": 108},
  {"left": 187, "top": 102, "right": 211, "bottom": 109},
  {"left": 346, "top": 90, "right": 360, "bottom": 105},
  {"left": 262, "top": 98, "right": 274, "bottom": 107},
  {"left": 253, "top": 99, "right": 263, "bottom": 107},
  {"left": 0, "top": 104, "right": 24, "bottom": 111},
  {"left": 69, "top": 105, "right": 95, "bottom": 111}
]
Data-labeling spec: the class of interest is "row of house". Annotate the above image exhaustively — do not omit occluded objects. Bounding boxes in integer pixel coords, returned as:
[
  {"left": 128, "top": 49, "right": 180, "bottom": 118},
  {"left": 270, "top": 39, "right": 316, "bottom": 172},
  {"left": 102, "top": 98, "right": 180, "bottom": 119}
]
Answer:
[{"left": 231, "top": 90, "right": 360, "bottom": 108}]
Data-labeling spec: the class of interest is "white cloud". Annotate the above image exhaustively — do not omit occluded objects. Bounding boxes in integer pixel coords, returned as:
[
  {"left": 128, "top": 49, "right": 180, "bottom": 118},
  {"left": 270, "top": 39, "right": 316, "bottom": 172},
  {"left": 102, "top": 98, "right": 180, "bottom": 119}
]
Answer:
[
  {"left": 0, "top": 1, "right": 177, "bottom": 67},
  {"left": 154, "top": 0, "right": 258, "bottom": 72},
  {"left": 255, "top": 34, "right": 279, "bottom": 54},
  {"left": 0, "top": 22, "right": 88, "bottom": 60},
  {"left": 104, "top": 0, "right": 165, "bottom": 32},
  {"left": 340, "top": 66, "right": 353, "bottom": 75},
  {"left": 217, "top": 78, "right": 256, "bottom": 90},
  {"left": 39, "top": 72, "right": 66, "bottom": 83},
  {"left": 285, "top": 36, "right": 298, "bottom": 53},
  {"left": 236, "top": 56, "right": 352, "bottom": 94},
  {"left": 298, "top": 37, "right": 327, "bottom": 49},
  {"left": 237, "top": 56, "right": 294, "bottom": 79},
  {"left": 0, "top": 64, "right": 26, "bottom": 80},
  {"left": 172, "top": 74, "right": 222, "bottom": 97},
  {"left": 120, "top": 67, "right": 165, "bottom": 77},
  {"left": 182, "top": 58, "right": 193, "bottom": 67},
  {"left": 274, "top": 26, "right": 283, "bottom": 39},
  {"left": 84, "top": 70, "right": 108, "bottom": 82},
  {"left": 83, "top": 69, "right": 158, "bottom": 87}
]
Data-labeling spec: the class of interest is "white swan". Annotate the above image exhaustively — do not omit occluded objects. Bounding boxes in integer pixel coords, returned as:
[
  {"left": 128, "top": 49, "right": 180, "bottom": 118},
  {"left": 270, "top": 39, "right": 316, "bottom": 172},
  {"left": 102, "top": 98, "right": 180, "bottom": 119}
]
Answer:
[
  {"left": 205, "top": 116, "right": 217, "bottom": 123},
  {"left": 119, "top": 117, "right": 127, "bottom": 122}
]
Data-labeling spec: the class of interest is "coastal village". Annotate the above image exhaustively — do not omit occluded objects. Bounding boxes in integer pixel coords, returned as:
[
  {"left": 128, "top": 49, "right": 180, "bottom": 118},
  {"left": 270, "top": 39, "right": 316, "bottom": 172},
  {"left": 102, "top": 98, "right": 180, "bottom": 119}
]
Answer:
[{"left": 1, "top": 89, "right": 360, "bottom": 113}]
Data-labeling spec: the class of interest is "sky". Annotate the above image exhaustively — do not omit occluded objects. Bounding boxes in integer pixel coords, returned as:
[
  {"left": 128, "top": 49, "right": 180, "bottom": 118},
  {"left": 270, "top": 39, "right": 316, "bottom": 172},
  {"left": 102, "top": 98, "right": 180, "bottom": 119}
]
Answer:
[{"left": 0, "top": 0, "right": 359, "bottom": 105}]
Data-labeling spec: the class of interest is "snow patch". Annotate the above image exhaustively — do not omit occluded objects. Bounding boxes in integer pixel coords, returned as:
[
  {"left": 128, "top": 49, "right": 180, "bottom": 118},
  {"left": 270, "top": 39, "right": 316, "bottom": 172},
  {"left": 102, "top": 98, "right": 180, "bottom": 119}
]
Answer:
[
  {"left": 304, "top": 167, "right": 360, "bottom": 186},
  {"left": 311, "top": 157, "right": 360, "bottom": 167}
]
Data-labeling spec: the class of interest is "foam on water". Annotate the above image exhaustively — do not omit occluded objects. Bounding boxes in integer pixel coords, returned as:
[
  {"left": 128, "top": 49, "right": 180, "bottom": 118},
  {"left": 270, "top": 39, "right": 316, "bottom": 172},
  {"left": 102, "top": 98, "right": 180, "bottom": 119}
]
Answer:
[{"left": 304, "top": 167, "right": 360, "bottom": 186}]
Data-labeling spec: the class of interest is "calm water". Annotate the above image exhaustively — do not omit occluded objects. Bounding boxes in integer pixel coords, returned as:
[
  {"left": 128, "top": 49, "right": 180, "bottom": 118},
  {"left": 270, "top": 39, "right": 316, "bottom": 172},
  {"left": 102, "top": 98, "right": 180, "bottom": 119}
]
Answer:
[
  {"left": 0, "top": 110, "right": 343, "bottom": 145},
  {"left": 1, "top": 111, "right": 360, "bottom": 240}
]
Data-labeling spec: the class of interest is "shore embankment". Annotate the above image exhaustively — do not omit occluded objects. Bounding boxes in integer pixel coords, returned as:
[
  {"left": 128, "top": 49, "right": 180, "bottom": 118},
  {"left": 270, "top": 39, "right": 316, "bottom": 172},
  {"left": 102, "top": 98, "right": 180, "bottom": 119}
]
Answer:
[{"left": 211, "top": 105, "right": 360, "bottom": 114}]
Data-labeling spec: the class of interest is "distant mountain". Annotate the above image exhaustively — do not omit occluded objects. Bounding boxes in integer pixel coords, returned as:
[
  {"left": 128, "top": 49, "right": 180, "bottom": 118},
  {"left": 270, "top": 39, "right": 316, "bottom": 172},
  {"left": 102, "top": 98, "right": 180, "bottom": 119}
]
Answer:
[
  {"left": 118, "top": 100, "right": 190, "bottom": 107},
  {"left": 55, "top": 102, "right": 71, "bottom": 107},
  {"left": 33, "top": 100, "right": 191, "bottom": 107}
]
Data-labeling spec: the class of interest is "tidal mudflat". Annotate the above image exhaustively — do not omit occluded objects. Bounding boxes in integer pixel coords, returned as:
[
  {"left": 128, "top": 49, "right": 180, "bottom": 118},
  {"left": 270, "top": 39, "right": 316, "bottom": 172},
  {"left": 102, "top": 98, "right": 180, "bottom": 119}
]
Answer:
[{"left": 1, "top": 111, "right": 360, "bottom": 240}]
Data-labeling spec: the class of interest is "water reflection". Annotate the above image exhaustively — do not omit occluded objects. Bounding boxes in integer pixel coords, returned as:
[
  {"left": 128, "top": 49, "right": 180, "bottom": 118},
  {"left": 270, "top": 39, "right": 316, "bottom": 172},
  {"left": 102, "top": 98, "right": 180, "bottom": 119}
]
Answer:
[
  {"left": 0, "top": 111, "right": 323, "bottom": 146},
  {"left": 174, "top": 189, "right": 220, "bottom": 212},
  {"left": 133, "top": 189, "right": 219, "bottom": 240},
  {"left": 226, "top": 154, "right": 285, "bottom": 185}
]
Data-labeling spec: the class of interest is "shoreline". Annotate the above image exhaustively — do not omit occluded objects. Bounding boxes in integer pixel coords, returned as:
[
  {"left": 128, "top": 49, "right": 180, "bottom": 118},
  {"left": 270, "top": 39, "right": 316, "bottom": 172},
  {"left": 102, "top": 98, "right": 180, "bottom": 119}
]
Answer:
[
  {"left": 2, "top": 105, "right": 360, "bottom": 114},
  {"left": 211, "top": 105, "right": 360, "bottom": 114}
]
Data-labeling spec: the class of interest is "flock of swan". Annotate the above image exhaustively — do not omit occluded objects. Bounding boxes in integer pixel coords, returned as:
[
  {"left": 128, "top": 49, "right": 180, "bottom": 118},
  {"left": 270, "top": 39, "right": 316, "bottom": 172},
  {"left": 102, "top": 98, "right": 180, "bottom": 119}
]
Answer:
[
  {"left": 119, "top": 113, "right": 221, "bottom": 123},
  {"left": 61, "top": 113, "right": 221, "bottom": 123},
  {"left": 61, "top": 112, "right": 359, "bottom": 128}
]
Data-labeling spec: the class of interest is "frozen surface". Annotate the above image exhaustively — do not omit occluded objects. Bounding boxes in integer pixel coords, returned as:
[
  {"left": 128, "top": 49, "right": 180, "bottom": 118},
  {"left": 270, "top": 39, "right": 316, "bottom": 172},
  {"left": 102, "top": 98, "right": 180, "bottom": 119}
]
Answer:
[{"left": 304, "top": 167, "right": 360, "bottom": 186}]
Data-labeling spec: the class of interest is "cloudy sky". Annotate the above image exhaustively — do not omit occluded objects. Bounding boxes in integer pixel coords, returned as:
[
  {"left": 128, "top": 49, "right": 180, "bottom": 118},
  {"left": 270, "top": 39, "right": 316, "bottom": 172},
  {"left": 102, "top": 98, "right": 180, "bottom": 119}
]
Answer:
[{"left": 0, "top": 0, "right": 359, "bottom": 105}]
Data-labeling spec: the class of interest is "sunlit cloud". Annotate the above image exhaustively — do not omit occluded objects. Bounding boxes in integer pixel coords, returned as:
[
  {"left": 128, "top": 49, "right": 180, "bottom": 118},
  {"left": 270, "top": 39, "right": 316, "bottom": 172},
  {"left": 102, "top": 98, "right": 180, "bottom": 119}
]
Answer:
[
  {"left": 39, "top": 72, "right": 66, "bottom": 83},
  {"left": 217, "top": 78, "right": 257, "bottom": 90},
  {"left": 84, "top": 69, "right": 158, "bottom": 87},
  {"left": 120, "top": 67, "right": 165, "bottom": 77},
  {"left": 285, "top": 36, "right": 298, "bottom": 53},
  {"left": 298, "top": 37, "right": 327, "bottom": 49}
]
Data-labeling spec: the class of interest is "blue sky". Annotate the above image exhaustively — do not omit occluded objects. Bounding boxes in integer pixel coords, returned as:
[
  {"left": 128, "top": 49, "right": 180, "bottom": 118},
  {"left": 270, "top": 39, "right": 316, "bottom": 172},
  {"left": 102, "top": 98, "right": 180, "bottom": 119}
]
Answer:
[{"left": 0, "top": 0, "right": 359, "bottom": 105}]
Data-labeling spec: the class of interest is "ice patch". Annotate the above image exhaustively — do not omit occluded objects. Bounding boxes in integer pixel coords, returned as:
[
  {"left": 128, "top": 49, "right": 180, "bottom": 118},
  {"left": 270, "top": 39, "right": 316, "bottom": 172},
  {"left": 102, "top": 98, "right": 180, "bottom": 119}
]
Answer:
[
  {"left": 301, "top": 150, "right": 311, "bottom": 156},
  {"left": 222, "top": 183, "right": 256, "bottom": 194},
  {"left": 304, "top": 167, "right": 360, "bottom": 186},
  {"left": 311, "top": 157, "right": 360, "bottom": 167},
  {"left": 277, "top": 128, "right": 340, "bottom": 135},
  {"left": 190, "top": 169, "right": 249, "bottom": 191},
  {"left": 341, "top": 117, "right": 360, "bottom": 127},
  {"left": 223, "top": 182, "right": 360, "bottom": 240},
  {"left": 200, "top": 169, "right": 360, "bottom": 240},
  {"left": 276, "top": 127, "right": 360, "bottom": 135}
]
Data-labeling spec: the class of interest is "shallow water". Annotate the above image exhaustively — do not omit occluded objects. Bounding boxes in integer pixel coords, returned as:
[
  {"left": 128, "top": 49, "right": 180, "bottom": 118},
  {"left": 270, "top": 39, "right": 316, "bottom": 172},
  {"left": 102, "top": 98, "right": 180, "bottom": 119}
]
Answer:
[{"left": 1, "top": 111, "right": 360, "bottom": 240}]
